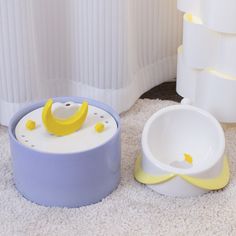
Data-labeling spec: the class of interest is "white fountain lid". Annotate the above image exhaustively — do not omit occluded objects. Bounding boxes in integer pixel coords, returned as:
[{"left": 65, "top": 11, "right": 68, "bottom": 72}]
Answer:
[{"left": 15, "top": 101, "right": 117, "bottom": 154}]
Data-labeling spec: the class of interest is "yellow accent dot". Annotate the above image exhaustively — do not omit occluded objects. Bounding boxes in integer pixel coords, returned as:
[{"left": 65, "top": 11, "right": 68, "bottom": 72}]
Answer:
[
  {"left": 95, "top": 123, "right": 105, "bottom": 133},
  {"left": 184, "top": 153, "right": 193, "bottom": 164},
  {"left": 26, "top": 120, "right": 36, "bottom": 131}
]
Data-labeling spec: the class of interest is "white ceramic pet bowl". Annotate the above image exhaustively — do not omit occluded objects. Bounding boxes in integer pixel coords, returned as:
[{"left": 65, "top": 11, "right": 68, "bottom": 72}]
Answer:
[{"left": 135, "top": 103, "right": 229, "bottom": 197}]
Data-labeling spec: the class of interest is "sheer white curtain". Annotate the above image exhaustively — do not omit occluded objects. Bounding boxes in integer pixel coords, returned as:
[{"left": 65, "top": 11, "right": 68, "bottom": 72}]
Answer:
[{"left": 0, "top": 0, "right": 182, "bottom": 126}]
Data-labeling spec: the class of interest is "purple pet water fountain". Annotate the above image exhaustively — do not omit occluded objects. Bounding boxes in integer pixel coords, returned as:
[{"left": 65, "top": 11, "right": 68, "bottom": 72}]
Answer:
[{"left": 9, "top": 97, "right": 121, "bottom": 208}]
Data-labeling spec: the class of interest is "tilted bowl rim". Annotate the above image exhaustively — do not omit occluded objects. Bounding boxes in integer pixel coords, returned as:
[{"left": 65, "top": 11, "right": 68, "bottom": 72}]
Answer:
[{"left": 142, "top": 105, "right": 225, "bottom": 175}]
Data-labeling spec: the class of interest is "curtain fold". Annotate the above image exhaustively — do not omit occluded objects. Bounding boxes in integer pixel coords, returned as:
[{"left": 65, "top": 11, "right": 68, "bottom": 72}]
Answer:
[{"left": 0, "top": 0, "right": 182, "bottom": 126}]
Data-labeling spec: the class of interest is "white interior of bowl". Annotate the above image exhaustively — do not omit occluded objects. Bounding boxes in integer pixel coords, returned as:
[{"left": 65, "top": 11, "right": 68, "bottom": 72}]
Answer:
[{"left": 142, "top": 105, "right": 225, "bottom": 175}]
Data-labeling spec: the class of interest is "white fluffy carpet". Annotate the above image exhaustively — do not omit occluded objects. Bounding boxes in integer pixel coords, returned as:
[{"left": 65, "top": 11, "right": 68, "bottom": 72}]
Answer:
[{"left": 1, "top": 99, "right": 236, "bottom": 236}]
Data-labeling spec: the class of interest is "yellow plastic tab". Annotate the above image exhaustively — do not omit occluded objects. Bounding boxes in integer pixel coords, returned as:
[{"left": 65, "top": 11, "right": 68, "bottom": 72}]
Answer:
[
  {"left": 184, "top": 153, "right": 193, "bottom": 164},
  {"left": 134, "top": 155, "right": 230, "bottom": 190},
  {"left": 95, "top": 123, "right": 105, "bottom": 133},
  {"left": 180, "top": 157, "right": 230, "bottom": 190},
  {"left": 134, "top": 155, "right": 176, "bottom": 185},
  {"left": 42, "top": 99, "right": 88, "bottom": 136},
  {"left": 26, "top": 120, "right": 36, "bottom": 130}
]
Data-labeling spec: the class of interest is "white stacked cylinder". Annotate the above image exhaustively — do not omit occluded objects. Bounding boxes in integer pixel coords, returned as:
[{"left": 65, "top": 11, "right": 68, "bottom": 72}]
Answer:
[{"left": 177, "top": 0, "right": 236, "bottom": 123}]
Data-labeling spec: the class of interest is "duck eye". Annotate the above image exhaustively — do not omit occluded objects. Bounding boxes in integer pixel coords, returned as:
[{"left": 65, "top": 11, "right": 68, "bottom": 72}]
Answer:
[{"left": 65, "top": 103, "right": 71, "bottom": 107}]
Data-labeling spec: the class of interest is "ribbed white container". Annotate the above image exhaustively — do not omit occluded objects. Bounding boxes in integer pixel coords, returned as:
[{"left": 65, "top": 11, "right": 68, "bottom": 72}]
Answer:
[{"left": 177, "top": 0, "right": 236, "bottom": 123}]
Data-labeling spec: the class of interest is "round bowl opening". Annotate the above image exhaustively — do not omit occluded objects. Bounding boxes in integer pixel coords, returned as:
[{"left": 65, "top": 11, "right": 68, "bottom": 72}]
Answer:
[{"left": 142, "top": 105, "right": 225, "bottom": 175}]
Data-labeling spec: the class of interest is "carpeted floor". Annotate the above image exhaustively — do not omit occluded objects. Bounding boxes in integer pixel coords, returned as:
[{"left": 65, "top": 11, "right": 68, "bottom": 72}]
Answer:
[{"left": 1, "top": 99, "right": 236, "bottom": 236}]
